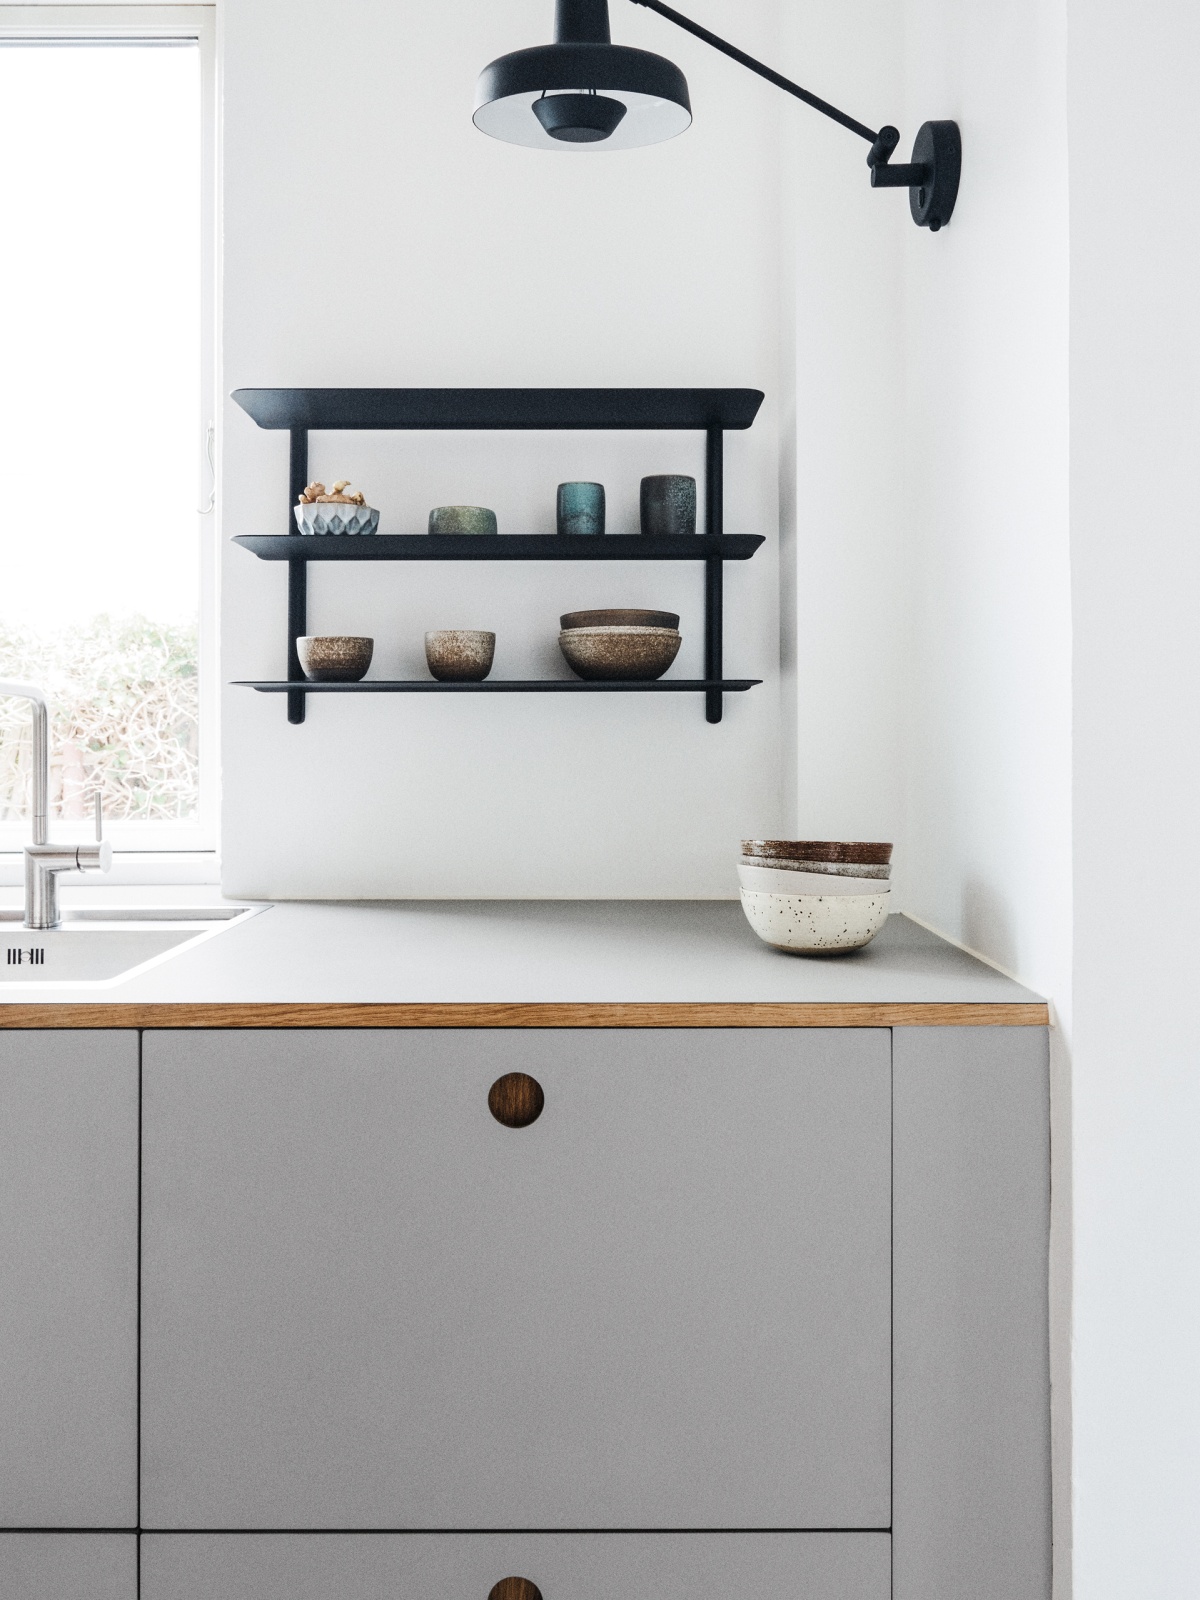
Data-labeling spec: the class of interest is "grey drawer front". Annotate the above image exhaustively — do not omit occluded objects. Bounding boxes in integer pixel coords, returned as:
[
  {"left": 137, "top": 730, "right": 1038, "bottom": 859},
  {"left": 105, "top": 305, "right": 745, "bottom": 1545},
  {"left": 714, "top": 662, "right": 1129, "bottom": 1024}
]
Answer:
[
  {"left": 0, "top": 1033, "right": 139, "bottom": 1527},
  {"left": 142, "top": 1028, "right": 890, "bottom": 1529},
  {"left": 142, "top": 1532, "right": 890, "bottom": 1600},
  {"left": 0, "top": 1534, "right": 136, "bottom": 1600}
]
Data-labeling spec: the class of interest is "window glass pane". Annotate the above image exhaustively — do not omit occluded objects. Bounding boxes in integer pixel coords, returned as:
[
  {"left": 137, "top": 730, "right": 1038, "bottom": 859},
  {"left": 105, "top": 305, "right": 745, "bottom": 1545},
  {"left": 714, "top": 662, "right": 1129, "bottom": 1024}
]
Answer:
[{"left": 0, "top": 40, "right": 201, "bottom": 829}]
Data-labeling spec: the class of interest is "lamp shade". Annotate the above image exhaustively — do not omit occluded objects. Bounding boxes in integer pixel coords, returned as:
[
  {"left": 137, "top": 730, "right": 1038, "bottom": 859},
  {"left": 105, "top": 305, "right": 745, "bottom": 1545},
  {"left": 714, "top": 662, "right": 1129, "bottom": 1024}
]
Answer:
[{"left": 474, "top": 42, "right": 692, "bottom": 150}]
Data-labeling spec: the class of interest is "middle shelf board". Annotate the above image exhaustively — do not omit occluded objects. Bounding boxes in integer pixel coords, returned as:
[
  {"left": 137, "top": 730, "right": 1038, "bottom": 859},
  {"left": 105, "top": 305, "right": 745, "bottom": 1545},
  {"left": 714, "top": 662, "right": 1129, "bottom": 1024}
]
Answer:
[
  {"left": 235, "top": 679, "right": 762, "bottom": 695},
  {"left": 234, "top": 535, "right": 764, "bottom": 563}
]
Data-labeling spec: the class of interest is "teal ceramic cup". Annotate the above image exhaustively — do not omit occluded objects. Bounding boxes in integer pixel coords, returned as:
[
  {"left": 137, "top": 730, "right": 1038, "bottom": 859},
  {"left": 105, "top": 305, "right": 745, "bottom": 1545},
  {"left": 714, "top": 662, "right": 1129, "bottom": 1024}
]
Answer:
[{"left": 557, "top": 481, "right": 606, "bottom": 537}]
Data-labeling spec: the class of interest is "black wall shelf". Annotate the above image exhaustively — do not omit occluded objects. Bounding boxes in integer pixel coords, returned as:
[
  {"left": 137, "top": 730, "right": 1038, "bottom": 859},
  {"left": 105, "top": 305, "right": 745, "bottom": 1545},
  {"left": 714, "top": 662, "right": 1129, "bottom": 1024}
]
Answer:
[
  {"left": 233, "top": 387, "right": 763, "bottom": 433},
  {"left": 234, "top": 534, "right": 764, "bottom": 562},
  {"left": 235, "top": 679, "right": 760, "bottom": 695},
  {"left": 231, "top": 386, "right": 767, "bottom": 725}
]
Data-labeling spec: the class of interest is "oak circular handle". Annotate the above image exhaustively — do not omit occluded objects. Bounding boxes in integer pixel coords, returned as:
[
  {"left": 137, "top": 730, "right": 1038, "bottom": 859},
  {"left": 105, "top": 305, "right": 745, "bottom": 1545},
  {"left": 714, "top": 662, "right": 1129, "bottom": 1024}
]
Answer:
[
  {"left": 489, "top": 1580, "right": 543, "bottom": 1600},
  {"left": 488, "top": 1072, "right": 544, "bottom": 1128}
]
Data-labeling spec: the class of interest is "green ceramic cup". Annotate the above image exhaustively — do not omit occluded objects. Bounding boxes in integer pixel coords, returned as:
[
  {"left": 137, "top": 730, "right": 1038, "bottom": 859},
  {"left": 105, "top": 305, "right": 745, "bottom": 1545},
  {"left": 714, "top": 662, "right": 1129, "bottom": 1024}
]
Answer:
[{"left": 429, "top": 505, "right": 498, "bottom": 536}]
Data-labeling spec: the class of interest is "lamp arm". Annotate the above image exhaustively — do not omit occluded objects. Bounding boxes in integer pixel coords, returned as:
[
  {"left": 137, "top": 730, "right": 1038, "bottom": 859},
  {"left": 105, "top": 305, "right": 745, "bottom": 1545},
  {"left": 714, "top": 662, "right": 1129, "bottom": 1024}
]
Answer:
[
  {"left": 627, "top": 0, "right": 879, "bottom": 144},
  {"left": 626, "top": 0, "right": 961, "bottom": 229}
]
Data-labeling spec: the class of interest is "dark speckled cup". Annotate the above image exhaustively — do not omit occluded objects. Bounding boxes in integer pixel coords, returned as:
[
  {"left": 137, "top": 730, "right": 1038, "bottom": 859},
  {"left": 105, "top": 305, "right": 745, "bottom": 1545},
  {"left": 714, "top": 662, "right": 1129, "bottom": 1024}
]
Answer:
[
  {"left": 640, "top": 474, "right": 697, "bottom": 537},
  {"left": 557, "top": 481, "right": 605, "bottom": 536}
]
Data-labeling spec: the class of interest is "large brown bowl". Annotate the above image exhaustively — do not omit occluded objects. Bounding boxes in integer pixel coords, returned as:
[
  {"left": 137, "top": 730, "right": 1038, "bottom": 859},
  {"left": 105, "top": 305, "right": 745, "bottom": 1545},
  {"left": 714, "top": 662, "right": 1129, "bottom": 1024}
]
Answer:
[
  {"left": 296, "top": 635, "right": 373, "bottom": 683},
  {"left": 559, "top": 626, "right": 681, "bottom": 682},
  {"left": 741, "top": 839, "right": 894, "bottom": 866},
  {"left": 560, "top": 608, "right": 680, "bottom": 631}
]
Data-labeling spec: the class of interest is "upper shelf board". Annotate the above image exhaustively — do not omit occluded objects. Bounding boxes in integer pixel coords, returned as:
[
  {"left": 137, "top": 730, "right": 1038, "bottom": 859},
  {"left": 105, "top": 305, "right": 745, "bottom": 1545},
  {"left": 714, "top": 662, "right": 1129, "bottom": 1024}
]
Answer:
[
  {"left": 232, "top": 388, "right": 765, "bottom": 433},
  {"left": 233, "top": 534, "right": 765, "bottom": 562}
]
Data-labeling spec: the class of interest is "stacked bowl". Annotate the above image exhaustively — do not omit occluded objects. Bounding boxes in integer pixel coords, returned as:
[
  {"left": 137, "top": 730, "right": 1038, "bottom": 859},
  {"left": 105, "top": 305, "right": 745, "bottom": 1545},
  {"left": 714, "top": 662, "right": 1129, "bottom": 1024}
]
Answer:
[
  {"left": 558, "top": 609, "right": 681, "bottom": 681},
  {"left": 738, "top": 840, "right": 893, "bottom": 954}
]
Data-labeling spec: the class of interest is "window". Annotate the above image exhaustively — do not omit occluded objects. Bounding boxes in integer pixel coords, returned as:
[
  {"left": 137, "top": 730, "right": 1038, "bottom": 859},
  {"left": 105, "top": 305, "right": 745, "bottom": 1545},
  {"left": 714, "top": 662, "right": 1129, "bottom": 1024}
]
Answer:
[{"left": 0, "top": 6, "right": 215, "bottom": 861}]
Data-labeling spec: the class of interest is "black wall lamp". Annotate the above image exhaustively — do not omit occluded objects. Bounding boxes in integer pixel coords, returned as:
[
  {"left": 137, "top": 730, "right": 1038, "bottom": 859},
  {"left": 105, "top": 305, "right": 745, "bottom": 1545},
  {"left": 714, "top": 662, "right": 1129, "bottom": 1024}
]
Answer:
[{"left": 475, "top": 0, "right": 960, "bottom": 230}]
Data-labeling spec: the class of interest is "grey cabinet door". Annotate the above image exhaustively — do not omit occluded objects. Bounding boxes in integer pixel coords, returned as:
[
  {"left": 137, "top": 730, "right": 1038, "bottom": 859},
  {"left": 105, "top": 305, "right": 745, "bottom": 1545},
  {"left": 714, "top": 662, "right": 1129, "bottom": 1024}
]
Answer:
[
  {"left": 0, "top": 1534, "right": 136, "bottom": 1600},
  {"left": 0, "top": 1032, "right": 138, "bottom": 1528},
  {"left": 142, "top": 1028, "right": 890, "bottom": 1530},
  {"left": 142, "top": 1531, "right": 890, "bottom": 1600},
  {"left": 892, "top": 1026, "right": 1051, "bottom": 1600}
]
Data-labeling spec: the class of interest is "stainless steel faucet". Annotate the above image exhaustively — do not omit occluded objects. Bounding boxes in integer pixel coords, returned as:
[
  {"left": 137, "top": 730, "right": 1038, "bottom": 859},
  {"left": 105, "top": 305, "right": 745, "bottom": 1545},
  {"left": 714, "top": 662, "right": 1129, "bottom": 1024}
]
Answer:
[{"left": 0, "top": 681, "right": 111, "bottom": 928}]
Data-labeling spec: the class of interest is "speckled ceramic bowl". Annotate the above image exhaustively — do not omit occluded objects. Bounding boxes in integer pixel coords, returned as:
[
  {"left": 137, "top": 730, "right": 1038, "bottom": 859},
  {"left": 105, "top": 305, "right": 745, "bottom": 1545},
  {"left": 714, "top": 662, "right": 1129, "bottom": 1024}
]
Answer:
[
  {"left": 558, "top": 626, "right": 681, "bottom": 682},
  {"left": 428, "top": 506, "right": 498, "bottom": 537},
  {"left": 296, "top": 636, "right": 373, "bottom": 683},
  {"left": 739, "top": 889, "right": 890, "bottom": 954},
  {"left": 736, "top": 860, "right": 893, "bottom": 897},
  {"left": 425, "top": 629, "right": 495, "bottom": 682}
]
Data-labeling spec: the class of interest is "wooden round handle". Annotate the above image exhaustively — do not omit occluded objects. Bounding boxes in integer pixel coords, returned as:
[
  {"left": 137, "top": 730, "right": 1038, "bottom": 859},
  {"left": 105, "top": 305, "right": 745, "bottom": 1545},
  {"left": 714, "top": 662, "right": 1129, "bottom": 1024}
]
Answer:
[
  {"left": 489, "top": 1580, "right": 543, "bottom": 1600},
  {"left": 488, "top": 1072, "right": 545, "bottom": 1128}
]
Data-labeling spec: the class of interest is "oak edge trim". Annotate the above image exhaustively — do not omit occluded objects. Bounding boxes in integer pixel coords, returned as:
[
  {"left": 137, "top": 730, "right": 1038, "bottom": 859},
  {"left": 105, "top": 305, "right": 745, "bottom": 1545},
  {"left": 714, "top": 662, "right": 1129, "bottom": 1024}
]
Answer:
[{"left": 0, "top": 1001, "right": 1050, "bottom": 1029}]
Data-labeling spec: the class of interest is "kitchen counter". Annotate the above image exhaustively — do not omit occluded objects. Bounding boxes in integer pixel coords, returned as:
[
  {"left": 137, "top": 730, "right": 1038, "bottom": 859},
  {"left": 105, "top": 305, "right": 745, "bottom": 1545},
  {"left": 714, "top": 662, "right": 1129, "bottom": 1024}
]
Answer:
[{"left": 0, "top": 898, "right": 1046, "bottom": 1026}]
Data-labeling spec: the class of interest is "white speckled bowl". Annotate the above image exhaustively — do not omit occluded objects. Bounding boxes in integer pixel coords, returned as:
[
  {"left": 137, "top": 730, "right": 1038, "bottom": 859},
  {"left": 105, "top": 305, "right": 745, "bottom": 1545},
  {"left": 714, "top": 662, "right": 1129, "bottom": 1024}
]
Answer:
[
  {"left": 737, "top": 860, "right": 893, "bottom": 897},
  {"left": 739, "top": 888, "right": 890, "bottom": 953}
]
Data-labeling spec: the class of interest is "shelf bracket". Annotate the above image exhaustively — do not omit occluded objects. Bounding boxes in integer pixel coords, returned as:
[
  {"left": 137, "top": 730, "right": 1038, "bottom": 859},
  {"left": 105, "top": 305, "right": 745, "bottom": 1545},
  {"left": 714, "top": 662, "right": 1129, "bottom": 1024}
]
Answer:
[
  {"left": 287, "top": 428, "right": 309, "bottom": 724},
  {"left": 704, "top": 427, "right": 724, "bottom": 724}
]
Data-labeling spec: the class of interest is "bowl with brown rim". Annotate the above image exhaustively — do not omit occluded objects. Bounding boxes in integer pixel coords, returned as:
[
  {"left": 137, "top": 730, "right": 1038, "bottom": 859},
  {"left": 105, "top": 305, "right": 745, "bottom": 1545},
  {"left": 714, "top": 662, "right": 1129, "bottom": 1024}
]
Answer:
[{"left": 741, "top": 839, "right": 893, "bottom": 866}]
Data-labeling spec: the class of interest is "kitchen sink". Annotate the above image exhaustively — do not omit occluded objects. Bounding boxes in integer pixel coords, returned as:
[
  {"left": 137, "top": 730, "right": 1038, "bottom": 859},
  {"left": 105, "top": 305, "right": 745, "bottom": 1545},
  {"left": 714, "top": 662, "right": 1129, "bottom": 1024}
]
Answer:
[{"left": 0, "top": 904, "right": 265, "bottom": 986}]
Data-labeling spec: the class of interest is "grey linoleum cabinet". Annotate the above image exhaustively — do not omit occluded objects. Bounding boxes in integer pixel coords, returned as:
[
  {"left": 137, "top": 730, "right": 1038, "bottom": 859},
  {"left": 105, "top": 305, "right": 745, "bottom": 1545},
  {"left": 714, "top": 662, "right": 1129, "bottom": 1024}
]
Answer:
[
  {"left": 140, "top": 1028, "right": 892, "bottom": 1531},
  {"left": 0, "top": 1534, "right": 136, "bottom": 1600},
  {"left": 139, "top": 1530, "right": 891, "bottom": 1599},
  {"left": 0, "top": 1032, "right": 138, "bottom": 1530},
  {"left": 4, "top": 1023, "right": 1050, "bottom": 1600}
]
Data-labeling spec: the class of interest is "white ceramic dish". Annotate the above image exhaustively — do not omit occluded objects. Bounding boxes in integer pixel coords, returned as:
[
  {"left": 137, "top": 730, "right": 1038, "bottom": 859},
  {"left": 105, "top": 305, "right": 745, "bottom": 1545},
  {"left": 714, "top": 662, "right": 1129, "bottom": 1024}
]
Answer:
[
  {"left": 739, "top": 889, "right": 890, "bottom": 953},
  {"left": 294, "top": 501, "right": 380, "bottom": 536},
  {"left": 736, "top": 861, "right": 893, "bottom": 897},
  {"left": 740, "top": 855, "right": 891, "bottom": 880}
]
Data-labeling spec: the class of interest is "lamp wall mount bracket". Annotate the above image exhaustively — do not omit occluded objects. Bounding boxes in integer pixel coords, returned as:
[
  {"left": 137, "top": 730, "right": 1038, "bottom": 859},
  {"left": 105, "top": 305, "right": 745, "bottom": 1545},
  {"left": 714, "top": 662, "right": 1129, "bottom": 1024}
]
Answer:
[{"left": 866, "top": 121, "right": 961, "bottom": 231}]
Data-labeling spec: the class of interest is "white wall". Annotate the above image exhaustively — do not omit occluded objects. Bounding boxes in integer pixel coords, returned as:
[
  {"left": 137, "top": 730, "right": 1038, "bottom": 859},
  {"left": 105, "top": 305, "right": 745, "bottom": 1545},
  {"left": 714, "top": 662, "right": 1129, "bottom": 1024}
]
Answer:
[
  {"left": 1069, "top": 0, "right": 1200, "bottom": 1594},
  {"left": 778, "top": 0, "right": 907, "bottom": 851},
  {"left": 899, "top": 0, "right": 1072, "bottom": 1020},
  {"left": 219, "top": 0, "right": 785, "bottom": 899}
]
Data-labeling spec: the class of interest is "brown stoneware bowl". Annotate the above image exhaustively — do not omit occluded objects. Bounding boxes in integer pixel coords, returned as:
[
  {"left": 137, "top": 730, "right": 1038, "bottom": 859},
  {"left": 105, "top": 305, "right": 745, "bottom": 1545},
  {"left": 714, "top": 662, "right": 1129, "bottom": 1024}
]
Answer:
[
  {"left": 559, "top": 626, "right": 681, "bottom": 682},
  {"left": 296, "top": 635, "right": 373, "bottom": 683},
  {"left": 741, "top": 839, "right": 894, "bottom": 866},
  {"left": 559, "top": 608, "right": 680, "bottom": 631},
  {"left": 425, "top": 629, "right": 496, "bottom": 682}
]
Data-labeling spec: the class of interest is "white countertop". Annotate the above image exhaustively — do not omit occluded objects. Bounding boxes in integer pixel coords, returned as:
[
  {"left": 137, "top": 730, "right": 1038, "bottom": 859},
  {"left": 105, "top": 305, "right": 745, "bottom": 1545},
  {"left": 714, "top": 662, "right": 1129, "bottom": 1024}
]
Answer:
[{"left": 0, "top": 891, "right": 1044, "bottom": 1013}]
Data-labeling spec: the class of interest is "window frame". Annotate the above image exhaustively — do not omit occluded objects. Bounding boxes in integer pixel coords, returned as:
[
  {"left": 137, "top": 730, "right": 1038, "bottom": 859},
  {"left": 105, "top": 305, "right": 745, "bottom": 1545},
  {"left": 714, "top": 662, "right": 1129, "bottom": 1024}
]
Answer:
[{"left": 0, "top": 4, "right": 218, "bottom": 878}]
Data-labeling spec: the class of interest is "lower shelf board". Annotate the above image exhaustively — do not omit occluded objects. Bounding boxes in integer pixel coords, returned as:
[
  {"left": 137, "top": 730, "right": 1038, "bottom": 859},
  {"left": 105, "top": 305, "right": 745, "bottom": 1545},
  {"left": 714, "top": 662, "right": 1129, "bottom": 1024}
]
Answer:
[{"left": 234, "top": 679, "right": 762, "bottom": 694}]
